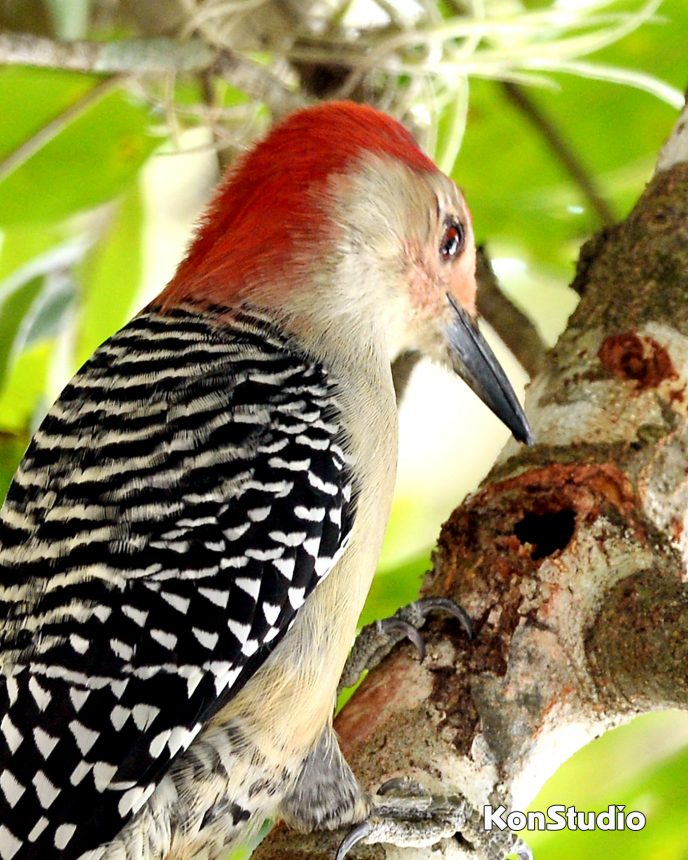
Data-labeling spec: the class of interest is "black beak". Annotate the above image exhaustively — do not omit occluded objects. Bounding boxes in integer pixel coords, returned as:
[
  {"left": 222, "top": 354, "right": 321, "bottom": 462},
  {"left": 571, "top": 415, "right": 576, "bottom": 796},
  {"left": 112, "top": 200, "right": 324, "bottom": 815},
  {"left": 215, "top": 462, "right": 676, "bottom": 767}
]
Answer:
[{"left": 446, "top": 294, "right": 533, "bottom": 445}]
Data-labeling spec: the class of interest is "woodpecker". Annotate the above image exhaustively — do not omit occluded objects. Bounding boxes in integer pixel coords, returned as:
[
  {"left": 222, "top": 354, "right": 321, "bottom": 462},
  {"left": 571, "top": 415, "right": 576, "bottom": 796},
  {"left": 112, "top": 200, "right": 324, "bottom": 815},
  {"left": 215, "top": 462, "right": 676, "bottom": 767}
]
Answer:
[{"left": 0, "top": 101, "right": 531, "bottom": 859}]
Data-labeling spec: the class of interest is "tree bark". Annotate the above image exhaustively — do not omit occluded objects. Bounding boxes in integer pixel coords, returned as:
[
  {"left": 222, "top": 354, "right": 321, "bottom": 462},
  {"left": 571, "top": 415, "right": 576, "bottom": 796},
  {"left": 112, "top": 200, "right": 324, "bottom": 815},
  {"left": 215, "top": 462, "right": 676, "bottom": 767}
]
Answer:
[{"left": 254, "top": 103, "right": 688, "bottom": 859}]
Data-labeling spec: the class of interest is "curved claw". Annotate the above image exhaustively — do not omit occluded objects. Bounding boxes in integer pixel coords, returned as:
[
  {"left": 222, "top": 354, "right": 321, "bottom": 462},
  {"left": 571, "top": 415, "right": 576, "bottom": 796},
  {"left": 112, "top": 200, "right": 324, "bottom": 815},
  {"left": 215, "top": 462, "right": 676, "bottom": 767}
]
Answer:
[
  {"left": 339, "top": 596, "right": 473, "bottom": 694},
  {"left": 377, "top": 776, "right": 428, "bottom": 797},
  {"left": 413, "top": 597, "right": 473, "bottom": 640},
  {"left": 336, "top": 820, "right": 373, "bottom": 860},
  {"left": 378, "top": 618, "right": 426, "bottom": 661}
]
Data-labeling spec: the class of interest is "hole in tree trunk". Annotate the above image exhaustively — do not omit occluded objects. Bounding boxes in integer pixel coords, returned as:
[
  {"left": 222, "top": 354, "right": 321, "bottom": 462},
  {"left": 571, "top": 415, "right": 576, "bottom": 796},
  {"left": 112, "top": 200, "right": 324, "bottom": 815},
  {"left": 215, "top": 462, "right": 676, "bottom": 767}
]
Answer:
[{"left": 514, "top": 509, "right": 576, "bottom": 560}]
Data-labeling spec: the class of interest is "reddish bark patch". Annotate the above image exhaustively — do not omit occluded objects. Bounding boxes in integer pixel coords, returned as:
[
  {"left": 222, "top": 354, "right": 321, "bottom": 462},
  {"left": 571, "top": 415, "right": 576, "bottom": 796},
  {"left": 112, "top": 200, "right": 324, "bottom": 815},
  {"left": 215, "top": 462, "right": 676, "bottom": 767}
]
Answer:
[
  {"left": 418, "top": 462, "right": 646, "bottom": 751},
  {"left": 598, "top": 332, "right": 677, "bottom": 390},
  {"left": 487, "top": 462, "right": 637, "bottom": 517},
  {"left": 335, "top": 650, "right": 432, "bottom": 756},
  {"left": 671, "top": 517, "right": 683, "bottom": 542}
]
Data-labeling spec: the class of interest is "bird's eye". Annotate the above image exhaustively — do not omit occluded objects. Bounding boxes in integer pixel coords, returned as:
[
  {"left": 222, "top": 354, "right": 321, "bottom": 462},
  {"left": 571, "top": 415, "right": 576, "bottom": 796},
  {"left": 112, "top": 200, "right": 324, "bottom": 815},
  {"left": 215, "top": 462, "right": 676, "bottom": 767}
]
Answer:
[{"left": 440, "top": 220, "right": 465, "bottom": 261}]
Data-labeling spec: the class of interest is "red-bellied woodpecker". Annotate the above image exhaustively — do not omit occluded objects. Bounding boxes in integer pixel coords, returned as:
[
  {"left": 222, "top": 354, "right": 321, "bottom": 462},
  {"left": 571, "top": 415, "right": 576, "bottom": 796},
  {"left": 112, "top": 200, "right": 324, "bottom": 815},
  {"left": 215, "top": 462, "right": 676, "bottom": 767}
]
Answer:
[{"left": 0, "top": 101, "right": 531, "bottom": 859}]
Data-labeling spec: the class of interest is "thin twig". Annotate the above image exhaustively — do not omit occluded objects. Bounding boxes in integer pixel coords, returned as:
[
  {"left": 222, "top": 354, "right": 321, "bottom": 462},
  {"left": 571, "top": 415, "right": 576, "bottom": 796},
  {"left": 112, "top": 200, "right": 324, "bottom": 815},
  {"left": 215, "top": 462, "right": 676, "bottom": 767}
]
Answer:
[
  {"left": 0, "top": 32, "right": 306, "bottom": 117},
  {"left": 475, "top": 247, "right": 546, "bottom": 378},
  {"left": 0, "top": 32, "right": 213, "bottom": 72},
  {"left": 212, "top": 52, "right": 305, "bottom": 118},
  {"left": 198, "top": 70, "right": 233, "bottom": 174},
  {"left": 371, "top": 0, "right": 406, "bottom": 28},
  {"left": 502, "top": 81, "right": 616, "bottom": 227}
]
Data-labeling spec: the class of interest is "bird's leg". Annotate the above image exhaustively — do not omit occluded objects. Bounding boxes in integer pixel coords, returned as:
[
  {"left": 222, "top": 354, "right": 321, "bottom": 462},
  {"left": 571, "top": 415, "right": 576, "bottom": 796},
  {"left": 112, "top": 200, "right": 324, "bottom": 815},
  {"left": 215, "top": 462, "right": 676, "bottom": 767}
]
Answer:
[
  {"left": 281, "top": 727, "right": 471, "bottom": 858},
  {"left": 283, "top": 599, "right": 473, "bottom": 849},
  {"left": 329, "top": 600, "right": 473, "bottom": 854},
  {"left": 278, "top": 726, "right": 369, "bottom": 833},
  {"left": 338, "top": 596, "right": 472, "bottom": 692}
]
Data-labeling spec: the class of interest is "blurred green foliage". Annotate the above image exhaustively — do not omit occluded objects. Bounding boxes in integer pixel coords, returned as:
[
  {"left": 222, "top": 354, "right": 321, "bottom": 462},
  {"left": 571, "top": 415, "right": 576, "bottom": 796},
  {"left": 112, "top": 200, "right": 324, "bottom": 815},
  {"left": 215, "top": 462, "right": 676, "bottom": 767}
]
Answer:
[
  {"left": 0, "top": 69, "right": 160, "bottom": 226},
  {"left": 455, "top": 0, "right": 687, "bottom": 335},
  {"left": 527, "top": 711, "right": 688, "bottom": 859},
  {"left": 0, "top": 1, "right": 686, "bottom": 857},
  {"left": 75, "top": 183, "right": 144, "bottom": 364}
]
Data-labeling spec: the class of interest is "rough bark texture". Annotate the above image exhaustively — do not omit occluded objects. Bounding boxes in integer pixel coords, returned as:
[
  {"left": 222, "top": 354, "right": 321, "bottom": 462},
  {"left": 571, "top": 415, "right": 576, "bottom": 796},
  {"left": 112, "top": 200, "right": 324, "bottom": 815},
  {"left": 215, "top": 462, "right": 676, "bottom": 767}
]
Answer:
[{"left": 254, "top": 105, "right": 688, "bottom": 860}]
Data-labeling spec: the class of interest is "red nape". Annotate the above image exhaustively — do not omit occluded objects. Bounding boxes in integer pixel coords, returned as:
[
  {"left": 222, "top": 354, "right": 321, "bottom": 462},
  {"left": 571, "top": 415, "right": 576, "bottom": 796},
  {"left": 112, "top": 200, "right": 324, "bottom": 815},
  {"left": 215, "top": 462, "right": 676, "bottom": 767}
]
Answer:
[{"left": 162, "top": 101, "right": 436, "bottom": 306}]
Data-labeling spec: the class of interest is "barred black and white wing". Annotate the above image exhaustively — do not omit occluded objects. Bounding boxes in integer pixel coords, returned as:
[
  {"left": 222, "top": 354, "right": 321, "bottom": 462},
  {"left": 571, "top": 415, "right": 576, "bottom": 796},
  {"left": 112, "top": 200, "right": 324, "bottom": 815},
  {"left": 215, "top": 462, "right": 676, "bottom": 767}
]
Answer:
[{"left": 0, "top": 303, "right": 355, "bottom": 859}]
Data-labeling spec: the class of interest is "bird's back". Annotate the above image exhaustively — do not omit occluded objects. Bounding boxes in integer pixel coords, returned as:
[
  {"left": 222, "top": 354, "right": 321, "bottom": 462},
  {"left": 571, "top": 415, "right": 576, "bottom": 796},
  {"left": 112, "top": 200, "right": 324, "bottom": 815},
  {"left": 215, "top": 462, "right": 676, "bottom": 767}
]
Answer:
[{"left": 0, "top": 301, "right": 355, "bottom": 858}]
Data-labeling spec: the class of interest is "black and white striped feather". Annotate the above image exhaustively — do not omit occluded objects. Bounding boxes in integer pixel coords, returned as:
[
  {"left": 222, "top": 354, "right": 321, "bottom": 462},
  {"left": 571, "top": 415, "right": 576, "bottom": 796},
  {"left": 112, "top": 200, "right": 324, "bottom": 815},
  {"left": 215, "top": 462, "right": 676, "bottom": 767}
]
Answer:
[{"left": 0, "top": 302, "right": 355, "bottom": 859}]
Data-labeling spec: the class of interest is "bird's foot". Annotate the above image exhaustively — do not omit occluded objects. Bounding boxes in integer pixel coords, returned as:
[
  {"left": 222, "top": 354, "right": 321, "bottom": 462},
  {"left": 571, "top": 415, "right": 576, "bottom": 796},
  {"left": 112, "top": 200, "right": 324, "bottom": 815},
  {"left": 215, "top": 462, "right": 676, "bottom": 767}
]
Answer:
[
  {"left": 336, "top": 789, "right": 468, "bottom": 859},
  {"left": 338, "top": 596, "right": 472, "bottom": 691}
]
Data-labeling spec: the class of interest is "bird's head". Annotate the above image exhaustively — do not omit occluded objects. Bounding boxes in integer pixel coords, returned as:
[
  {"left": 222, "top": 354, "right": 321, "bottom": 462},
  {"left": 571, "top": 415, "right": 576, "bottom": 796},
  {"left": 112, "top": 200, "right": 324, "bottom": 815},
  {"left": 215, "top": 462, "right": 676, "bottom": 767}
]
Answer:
[{"left": 164, "top": 101, "right": 532, "bottom": 444}]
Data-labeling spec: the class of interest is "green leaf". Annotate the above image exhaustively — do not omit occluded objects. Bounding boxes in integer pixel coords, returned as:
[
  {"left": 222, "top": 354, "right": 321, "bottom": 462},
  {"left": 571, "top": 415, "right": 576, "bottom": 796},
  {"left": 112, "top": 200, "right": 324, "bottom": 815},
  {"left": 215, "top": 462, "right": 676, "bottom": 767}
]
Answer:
[
  {"left": 0, "top": 237, "right": 86, "bottom": 390},
  {"left": 0, "top": 342, "right": 51, "bottom": 435},
  {"left": 215, "top": 78, "right": 252, "bottom": 109},
  {"left": 23, "top": 274, "right": 74, "bottom": 348},
  {"left": 0, "top": 431, "right": 28, "bottom": 507},
  {"left": 0, "top": 224, "right": 67, "bottom": 283},
  {"left": 0, "top": 79, "right": 162, "bottom": 226},
  {"left": 0, "top": 66, "right": 98, "bottom": 163},
  {"left": 75, "top": 183, "right": 144, "bottom": 364},
  {"left": 0, "top": 275, "right": 46, "bottom": 388}
]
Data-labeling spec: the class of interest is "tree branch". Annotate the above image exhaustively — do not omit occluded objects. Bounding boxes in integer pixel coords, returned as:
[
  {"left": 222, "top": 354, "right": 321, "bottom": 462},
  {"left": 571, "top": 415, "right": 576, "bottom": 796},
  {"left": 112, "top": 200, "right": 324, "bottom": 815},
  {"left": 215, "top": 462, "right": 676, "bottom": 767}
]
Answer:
[
  {"left": 475, "top": 249, "right": 546, "bottom": 378},
  {"left": 254, "top": 104, "right": 688, "bottom": 859},
  {"left": 0, "top": 31, "right": 306, "bottom": 117}
]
